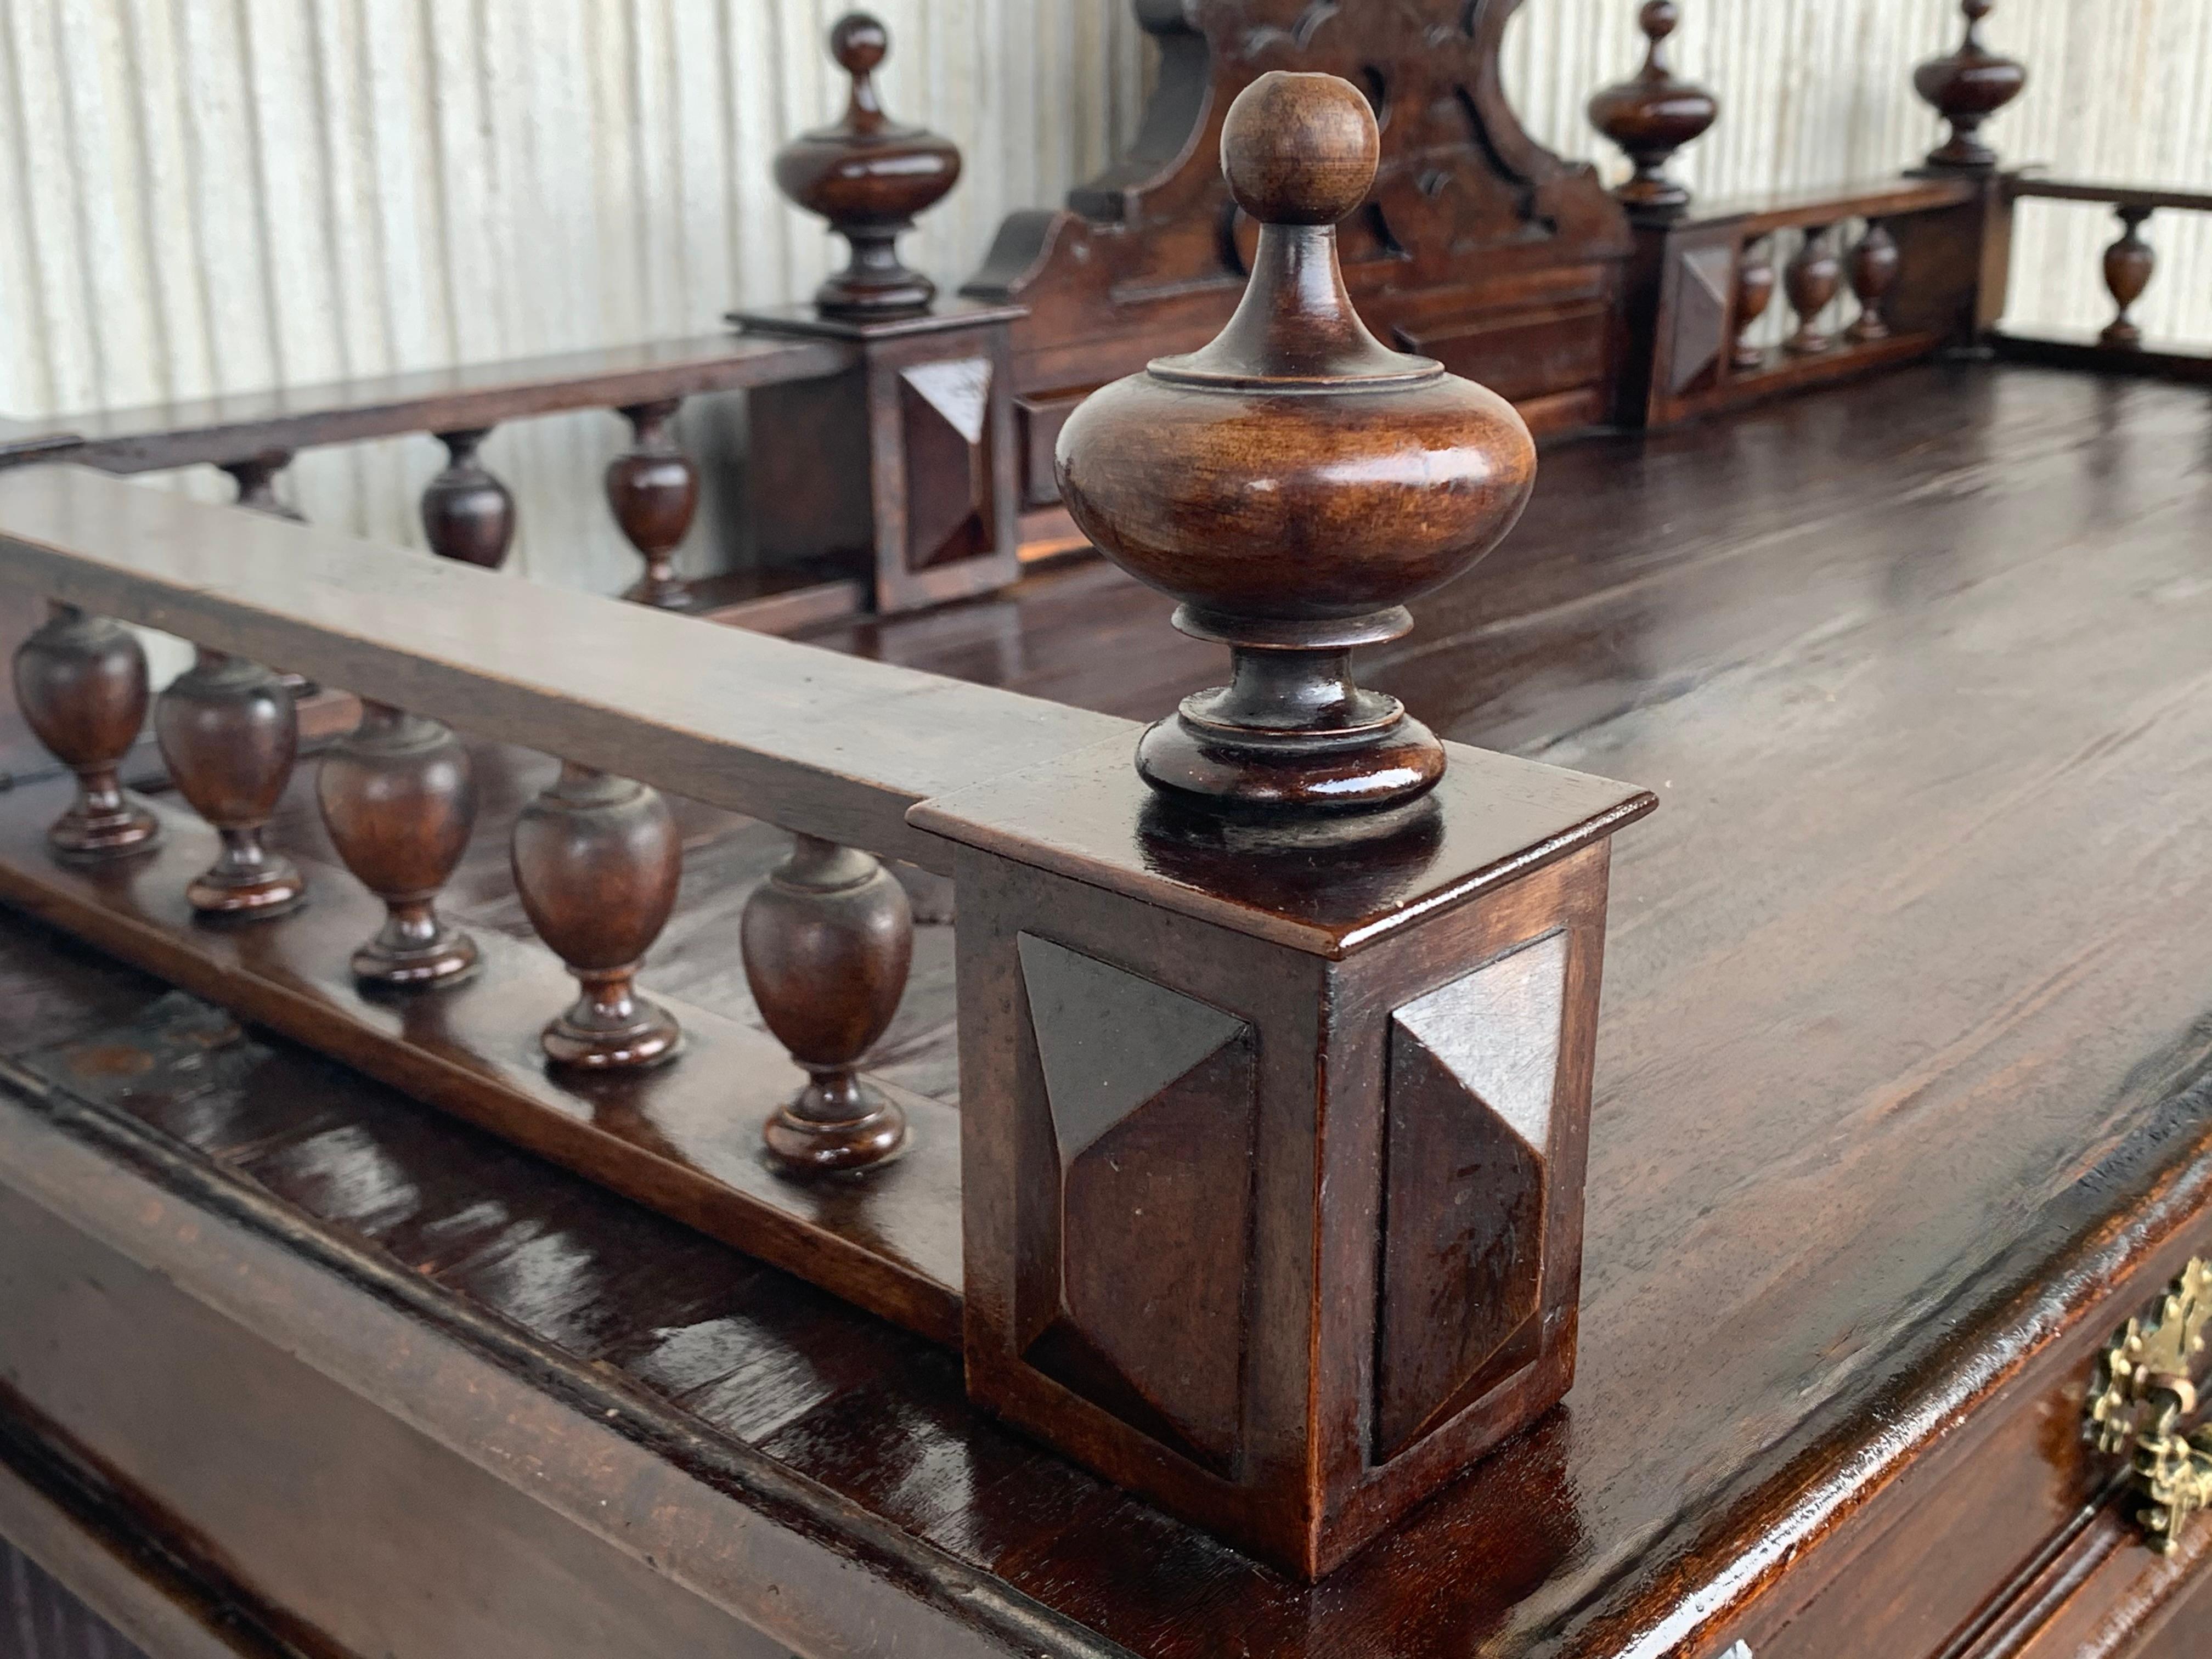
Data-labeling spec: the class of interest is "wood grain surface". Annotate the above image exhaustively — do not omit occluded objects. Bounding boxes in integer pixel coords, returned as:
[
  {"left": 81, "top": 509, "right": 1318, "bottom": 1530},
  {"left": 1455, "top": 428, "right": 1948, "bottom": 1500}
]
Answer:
[{"left": 8, "top": 361, "right": 2212, "bottom": 1654}]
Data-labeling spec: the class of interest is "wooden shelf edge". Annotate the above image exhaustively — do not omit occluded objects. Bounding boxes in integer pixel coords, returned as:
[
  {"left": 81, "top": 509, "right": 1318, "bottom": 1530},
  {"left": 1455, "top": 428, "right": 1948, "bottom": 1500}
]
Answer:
[
  {"left": 1990, "top": 329, "right": 2212, "bottom": 385},
  {"left": 0, "top": 782, "right": 963, "bottom": 1346},
  {"left": 0, "top": 1386, "right": 316, "bottom": 1659}
]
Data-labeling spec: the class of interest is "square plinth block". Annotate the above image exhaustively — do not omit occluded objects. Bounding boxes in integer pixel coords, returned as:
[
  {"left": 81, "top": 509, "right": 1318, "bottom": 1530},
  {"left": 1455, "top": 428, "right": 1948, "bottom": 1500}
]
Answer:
[
  {"left": 734, "top": 301, "right": 1024, "bottom": 616},
  {"left": 911, "top": 737, "right": 1656, "bottom": 1579}
]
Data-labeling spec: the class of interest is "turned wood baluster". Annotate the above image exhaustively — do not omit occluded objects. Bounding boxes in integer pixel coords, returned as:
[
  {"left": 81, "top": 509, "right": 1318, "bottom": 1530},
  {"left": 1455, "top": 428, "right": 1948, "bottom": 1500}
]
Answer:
[
  {"left": 154, "top": 649, "right": 306, "bottom": 919},
  {"left": 12, "top": 605, "right": 161, "bottom": 861},
  {"left": 511, "top": 763, "right": 682, "bottom": 1069},
  {"left": 2102, "top": 207, "right": 2155, "bottom": 349},
  {"left": 1587, "top": 1, "right": 1718, "bottom": 220},
  {"left": 219, "top": 452, "right": 304, "bottom": 522},
  {"left": 742, "top": 836, "right": 914, "bottom": 1176},
  {"left": 1733, "top": 236, "right": 1776, "bottom": 372},
  {"left": 421, "top": 429, "right": 516, "bottom": 569},
  {"left": 1913, "top": 0, "right": 2027, "bottom": 172},
  {"left": 1846, "top": 222, "right": 1902, "bottom": 346},
  {"left": 1784, "top": 226, "right": 1842, "bottom": 357},
  {"left": 317, "top": 703, "right": 479, "bottom": 988},
  {"left": 609, "top": 399, "right": 701, "bottom": 611}
]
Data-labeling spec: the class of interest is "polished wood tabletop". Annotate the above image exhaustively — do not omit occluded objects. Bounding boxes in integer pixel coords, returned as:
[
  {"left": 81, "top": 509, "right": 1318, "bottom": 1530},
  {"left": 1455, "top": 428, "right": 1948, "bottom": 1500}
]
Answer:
[{"left": 8, "top": 360, "right": 2212, "bottom": 1655}]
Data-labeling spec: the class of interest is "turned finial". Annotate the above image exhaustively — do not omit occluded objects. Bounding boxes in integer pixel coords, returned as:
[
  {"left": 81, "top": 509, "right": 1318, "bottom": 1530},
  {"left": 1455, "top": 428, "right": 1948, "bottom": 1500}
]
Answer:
[
  {"left": 773, "top": 12, "right": 962, "bottom": 318},
  {"left": 1914, "top": 0, "right": 2025, "bottom": 171},
  {"left": 1588, "top": 1, "right": 1718, "bottom": 218},
  {"left": 1054, "top": 73, "right": 1534, "bottom": 816}
]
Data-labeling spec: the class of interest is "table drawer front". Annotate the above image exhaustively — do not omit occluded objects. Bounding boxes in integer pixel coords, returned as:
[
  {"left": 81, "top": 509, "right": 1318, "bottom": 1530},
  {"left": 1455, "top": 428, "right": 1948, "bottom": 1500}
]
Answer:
[{"left": 1739, "top": 1228, "right": 2212, "bottom": 1659}]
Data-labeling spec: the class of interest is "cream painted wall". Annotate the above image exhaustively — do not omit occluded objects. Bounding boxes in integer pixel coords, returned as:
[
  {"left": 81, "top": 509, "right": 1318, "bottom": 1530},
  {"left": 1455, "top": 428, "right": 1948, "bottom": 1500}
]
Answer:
[{"left": 2, "top": 1, "right": 2204, "bottom": 594}]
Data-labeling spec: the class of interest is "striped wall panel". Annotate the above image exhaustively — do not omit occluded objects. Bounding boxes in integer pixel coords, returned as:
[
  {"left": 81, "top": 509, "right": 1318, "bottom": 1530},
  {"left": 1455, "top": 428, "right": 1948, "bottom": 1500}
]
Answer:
[{"left": 0, "top": 1, "right": 2200, "bottom": 592}]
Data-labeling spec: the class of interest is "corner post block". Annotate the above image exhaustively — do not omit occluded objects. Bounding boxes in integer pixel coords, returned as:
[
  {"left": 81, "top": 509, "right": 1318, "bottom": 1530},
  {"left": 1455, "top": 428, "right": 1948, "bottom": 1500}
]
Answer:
[
  {"left": 921, "top": 70, "right": 1658, "bottom": 1576},
  {"left": 732, "top": 10, "right": 1021, "bottom": 615},
  {"left": 917, "top": 742, "right": 1652, "bottom": 1578}
]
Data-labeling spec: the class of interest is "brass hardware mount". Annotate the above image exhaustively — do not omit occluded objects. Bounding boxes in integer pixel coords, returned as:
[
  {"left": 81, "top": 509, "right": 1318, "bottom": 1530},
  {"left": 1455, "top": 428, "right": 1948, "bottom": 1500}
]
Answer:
[{"left": 2088, "top": 1256, "right": 2212, "bottom": 1553}]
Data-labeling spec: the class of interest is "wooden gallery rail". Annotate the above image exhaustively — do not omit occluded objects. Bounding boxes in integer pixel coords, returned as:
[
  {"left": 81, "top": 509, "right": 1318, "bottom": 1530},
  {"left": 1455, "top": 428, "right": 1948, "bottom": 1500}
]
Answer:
[
  {"left": 1593, "top": 0, "right": 2019, "bottom": 427},
  {"left": 8, "top": 0, "right": 2155, "bottom": 641},
  {"left": 6, "top": 12, "right": 1025, "bottom": 633},
  {"left": 1990, "top": 180, "right": 2212, "bottom": 381},
  {"left": 0, "top": 77, "right": 1651, "bottom": 1581}
]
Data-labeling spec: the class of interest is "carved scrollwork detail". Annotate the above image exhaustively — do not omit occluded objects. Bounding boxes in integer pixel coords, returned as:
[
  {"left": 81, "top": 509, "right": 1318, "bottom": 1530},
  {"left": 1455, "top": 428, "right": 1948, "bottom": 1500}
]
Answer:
[{"left": 2087, "top": 1256, "right": 2212, "bottom": 1554}]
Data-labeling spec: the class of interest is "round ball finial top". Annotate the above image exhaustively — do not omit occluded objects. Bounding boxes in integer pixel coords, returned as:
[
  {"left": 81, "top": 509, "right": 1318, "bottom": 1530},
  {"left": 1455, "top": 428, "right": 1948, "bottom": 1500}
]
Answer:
[
  {"left": 1639, "top": 1, "right": 1679, "bottom": 42},
  {"left": 830, "top": 12, "right": 888, "bottom": 80},
  {"left": 1053, "top": 70, "right": 1537, "bottom": 817},
  {"left": 1221, "top": 72, "right": 1380, "bottom": 227}
]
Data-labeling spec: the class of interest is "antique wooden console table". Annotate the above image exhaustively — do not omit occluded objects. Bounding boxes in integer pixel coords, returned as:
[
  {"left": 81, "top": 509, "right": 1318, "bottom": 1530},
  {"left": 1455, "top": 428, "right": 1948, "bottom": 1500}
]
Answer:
[{"left": 13, "top": 351, "right": 2212, "bottom": 1659}]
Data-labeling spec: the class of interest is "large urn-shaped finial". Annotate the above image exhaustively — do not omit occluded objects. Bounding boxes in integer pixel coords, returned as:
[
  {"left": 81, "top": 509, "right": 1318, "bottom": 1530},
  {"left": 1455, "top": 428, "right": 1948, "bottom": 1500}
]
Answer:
[
  {"left": 773, "top": 12, "right": 962, "bottom": 317},
  {"left": 1914, "top": 0, "right": 2026, "bottom": 171},
  {"left": 1588, "top": 2, "right": 1719, "bottom": 218},
  {"left": 1054, "top": 72, "right": 1536, "bottom": 815}
]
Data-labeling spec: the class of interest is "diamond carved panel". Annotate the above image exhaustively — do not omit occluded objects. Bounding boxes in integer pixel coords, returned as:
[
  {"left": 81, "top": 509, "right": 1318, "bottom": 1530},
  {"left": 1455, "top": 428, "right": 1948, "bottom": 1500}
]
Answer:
[
  {"left": 1374, "top": 931, "right": 1568, "bottom": 1460},
  {"left": 1017, "top": 934, "right": 1256, "bottom": 1471},
  {"left": 898, "top": 357, "right": 995, "bottom": 573},
  {"left": 1669, "top": 244, "right": 1735, "bottom": 397}
]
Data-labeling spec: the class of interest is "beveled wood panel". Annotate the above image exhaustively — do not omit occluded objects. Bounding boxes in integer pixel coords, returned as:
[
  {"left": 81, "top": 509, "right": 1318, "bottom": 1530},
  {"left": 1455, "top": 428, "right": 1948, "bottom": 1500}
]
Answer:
[{"left": 0, "top": 464, "right": 1129, "bottom": 872}]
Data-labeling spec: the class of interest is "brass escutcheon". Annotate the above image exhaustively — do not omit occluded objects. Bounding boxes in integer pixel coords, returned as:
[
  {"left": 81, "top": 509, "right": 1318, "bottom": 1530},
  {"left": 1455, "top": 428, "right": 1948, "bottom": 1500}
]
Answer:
[{"left": 2087, "top": 1256, "right": 2212, "bottom": 1553}]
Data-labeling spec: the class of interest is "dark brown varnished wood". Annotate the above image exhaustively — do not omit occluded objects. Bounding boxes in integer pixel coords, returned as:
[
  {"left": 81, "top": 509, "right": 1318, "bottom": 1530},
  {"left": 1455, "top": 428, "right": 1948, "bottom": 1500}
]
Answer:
[
  {"left": 1618, "top": 172, "right": 1993, "bottom": 429},
  {"left": 1990, "top": 328, "right": 2212, "bottom": 385},
  {"left": 772, "top": 13, "right": 961, "bottom": 318},
  {"left": 11, "top": 606, "right": 159, "bottom": 862},
  {"left": 1587, "top": 1, "right": 1718, "bottom": 220},
  {"left": 11, "top": 364, "right": 2212, "bottom": 1654},
  {"left": 1846, "top": 220, "right": 1902, "bottom": 343},
  {"left": 1053, "top": 73, "right": 1537, "bottom": 816},
  {"left": 1704, "top": 174, "right": 1982, "bottom": 235},
  {"left": 2102, "top": 207, "right": 2156, "bottom": 349},
  {"left": 1913, "top": 0, "right": 2027, "bottom": 172},
  {"left": 1783, "top": 224, "right": 1842, "bottom": 355},
  {"left": 607, "top": 399, "right": 701, "bottom": 611},
  {"left": 2009, "top": 179, "right": 2212, "bottom": 214},
  {"left": 0, "top": 778, "right": 964, "bottom": 1344},
  {"left": 923, "top": 738, "right": 1649, "bottom": 1578},
  {"left": 744, "top": 836, "right": 913, "bottom": 1176},
  {"left": 151, "top": 650, "right": 303, "bottom": 921},
  {"left": 0, "top": 462, "right": 1130, "bottom": 874},
  {"left": 216, "top": 453, "right": 301, "bottom": 522},
  {"left": 315, "top": 702, "right": 479, "bottom": 988},
  {"left": 1733, "top": 234, "right": 1777, "bottom": 369},
  {"left": 734, "top": 301, "right": 1027, "bottom": 617},
  {"left": 963, "top": 0, "right": 1632, "bottom": 546},
  {"left": 511, "top": 764, "right": 683, "bottom": 1070},
  {"left": 420, "top": 428, "right": 515, "bottom": 569}
]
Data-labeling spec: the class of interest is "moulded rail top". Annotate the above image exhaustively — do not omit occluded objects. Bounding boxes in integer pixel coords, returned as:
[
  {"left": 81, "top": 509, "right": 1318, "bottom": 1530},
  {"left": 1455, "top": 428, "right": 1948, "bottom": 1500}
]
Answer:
[
  {"left": 0, "top": 463, "right": 1131, "bottom": 873},
  {"left": 5, "top": 331, "right": 859, "bottom": 475}
]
